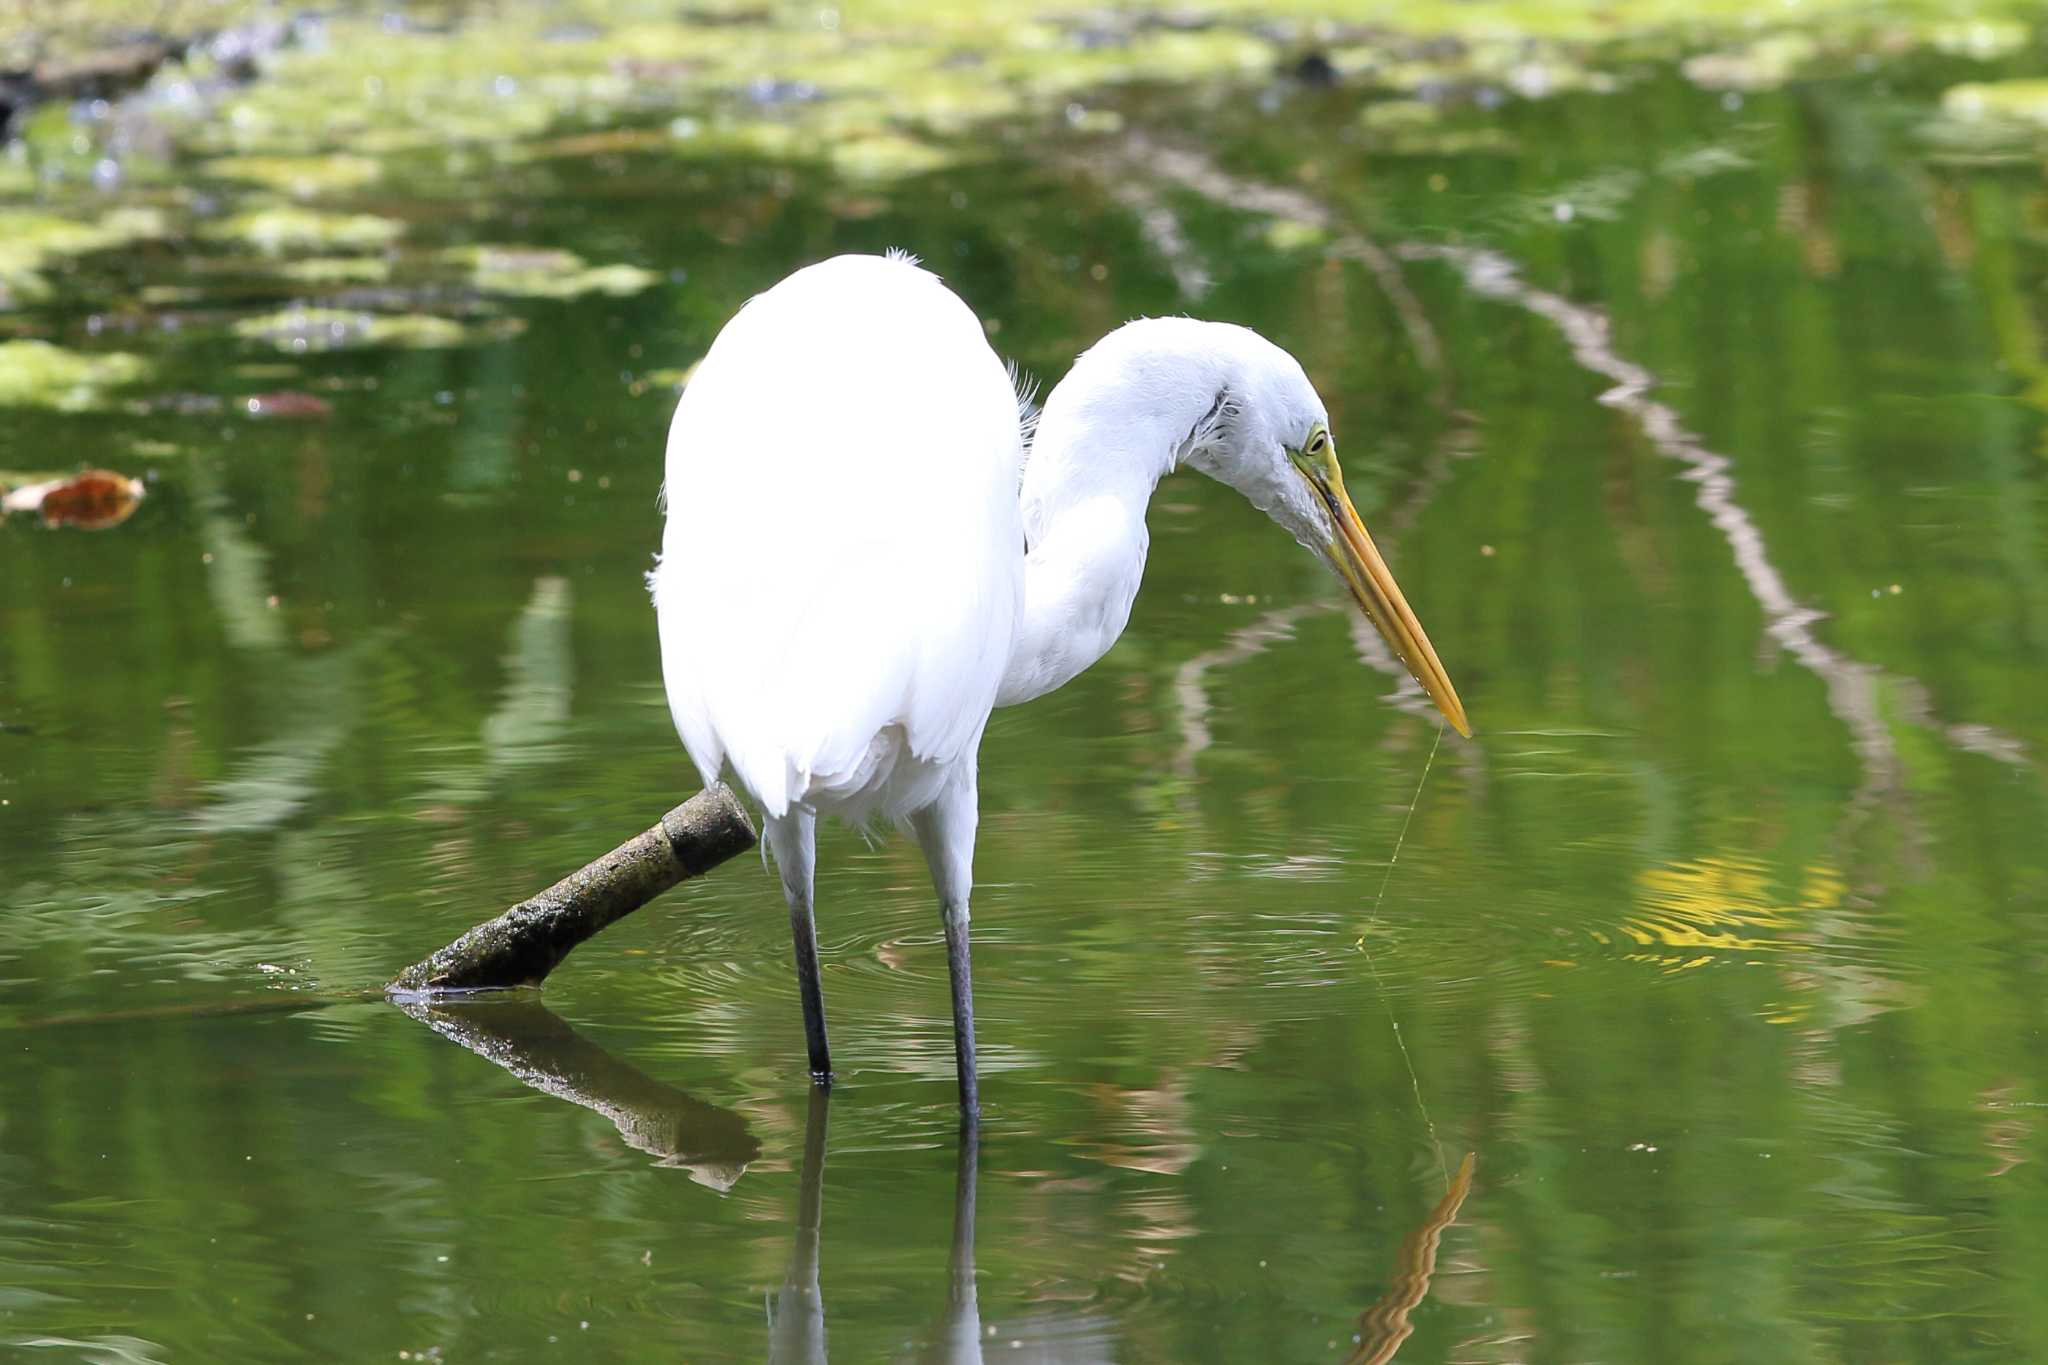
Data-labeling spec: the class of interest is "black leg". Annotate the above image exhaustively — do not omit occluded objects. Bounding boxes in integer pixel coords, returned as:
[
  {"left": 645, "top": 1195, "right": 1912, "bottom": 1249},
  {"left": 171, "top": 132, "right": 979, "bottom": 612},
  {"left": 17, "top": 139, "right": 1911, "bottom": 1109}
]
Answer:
[
  {"left": 911, "top": 781, "right": 983, "bottom": 1119},
  {"left": 943, "top": 908, "right": 977, "bottom": 1119},
  {"left": 791, "top": 899, "right": 832, "bottom": 1084},
  {"left": 767, "top": 810, "right": 831, "bottom": 1085}
]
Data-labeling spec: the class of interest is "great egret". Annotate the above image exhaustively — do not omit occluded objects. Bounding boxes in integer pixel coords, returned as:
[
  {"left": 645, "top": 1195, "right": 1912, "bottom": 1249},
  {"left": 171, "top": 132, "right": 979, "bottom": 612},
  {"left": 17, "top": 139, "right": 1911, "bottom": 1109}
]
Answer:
[{"left": 652, "top": 252, "right": 1469, "bottom": 1116}]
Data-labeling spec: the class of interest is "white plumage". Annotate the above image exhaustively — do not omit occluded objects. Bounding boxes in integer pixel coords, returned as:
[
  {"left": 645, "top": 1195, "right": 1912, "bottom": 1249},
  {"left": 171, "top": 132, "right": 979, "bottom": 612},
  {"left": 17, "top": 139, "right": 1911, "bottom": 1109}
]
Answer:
[
  {"left": 654, "top": 253, "right": 1022, "bottom": 827},
  {"left": 652, "top": 252, "right": 1469, "bottom": 1115}
]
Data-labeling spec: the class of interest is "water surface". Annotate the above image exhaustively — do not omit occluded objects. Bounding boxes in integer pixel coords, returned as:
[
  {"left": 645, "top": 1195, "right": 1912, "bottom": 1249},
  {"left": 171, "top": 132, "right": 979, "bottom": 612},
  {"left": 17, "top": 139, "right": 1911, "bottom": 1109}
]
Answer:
[{"left": 3, "top": 26, "right": 2047, "bottom": 1365}]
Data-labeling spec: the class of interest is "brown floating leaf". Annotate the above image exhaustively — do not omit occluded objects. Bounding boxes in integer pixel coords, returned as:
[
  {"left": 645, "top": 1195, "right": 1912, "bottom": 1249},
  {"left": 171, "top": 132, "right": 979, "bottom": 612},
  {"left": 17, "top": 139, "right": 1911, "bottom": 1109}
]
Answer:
[
  {"left": 242, "top": 391, "right": 335, "bottom": 419},
  {"left": 2, "top": 469, "right": 146, "bottom": 530}
]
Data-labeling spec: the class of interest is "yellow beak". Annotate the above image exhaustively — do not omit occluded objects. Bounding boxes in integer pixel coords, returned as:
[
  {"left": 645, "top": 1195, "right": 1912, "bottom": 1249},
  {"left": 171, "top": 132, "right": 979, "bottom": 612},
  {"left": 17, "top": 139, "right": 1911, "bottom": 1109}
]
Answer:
[{"left": 1303, "top": 457, "right": 1472, "bottom": 738}]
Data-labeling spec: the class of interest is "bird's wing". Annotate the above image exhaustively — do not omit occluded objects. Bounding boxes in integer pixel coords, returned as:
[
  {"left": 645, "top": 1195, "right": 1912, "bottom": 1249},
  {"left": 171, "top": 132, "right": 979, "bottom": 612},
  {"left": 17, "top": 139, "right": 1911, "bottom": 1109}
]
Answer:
[{"left": 653, "top": 254, "right": 1024, "bottom": 818}]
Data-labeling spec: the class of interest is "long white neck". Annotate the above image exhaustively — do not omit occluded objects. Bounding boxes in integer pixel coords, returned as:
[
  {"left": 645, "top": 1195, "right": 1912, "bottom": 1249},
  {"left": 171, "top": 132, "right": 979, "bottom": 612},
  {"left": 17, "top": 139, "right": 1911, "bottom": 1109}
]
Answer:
[{"left": 995, "top": 321, "right": 1240, "bottom": 706}]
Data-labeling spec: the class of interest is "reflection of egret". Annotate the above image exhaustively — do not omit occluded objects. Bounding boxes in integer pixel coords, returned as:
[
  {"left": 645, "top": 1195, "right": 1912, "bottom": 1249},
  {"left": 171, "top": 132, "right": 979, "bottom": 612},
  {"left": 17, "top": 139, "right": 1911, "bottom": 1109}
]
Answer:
[
  {"left": 918, "top": 1113, "right": 982, "bottom": 1365},
  {"left": 653, "top": 253, "right": 1471, "bottom": 1114},
  {"left": 394, "top": 999, "right": 760, "bottom": 1191},
  {"left": 765, "top": 1095, "right": 1114, "bottom": 1365},
  {"left": 767, "top": 1090, "right": 831, "bottom": 1365}
]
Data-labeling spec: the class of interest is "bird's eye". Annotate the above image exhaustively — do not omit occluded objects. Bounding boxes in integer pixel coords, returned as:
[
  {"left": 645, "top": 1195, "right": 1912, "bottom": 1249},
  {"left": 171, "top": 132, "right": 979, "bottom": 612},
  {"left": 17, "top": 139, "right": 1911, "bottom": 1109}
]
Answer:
[{"left": 1305, "top": 427, "right": 1330, "bottom": 456}]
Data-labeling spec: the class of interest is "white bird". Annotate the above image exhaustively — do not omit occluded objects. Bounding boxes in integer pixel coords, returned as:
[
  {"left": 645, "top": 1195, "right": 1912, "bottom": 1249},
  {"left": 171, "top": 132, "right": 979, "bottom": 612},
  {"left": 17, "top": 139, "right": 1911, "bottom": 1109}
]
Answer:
[{"left": 652, "top": 252, "right": 1469, "bottom": 1117}]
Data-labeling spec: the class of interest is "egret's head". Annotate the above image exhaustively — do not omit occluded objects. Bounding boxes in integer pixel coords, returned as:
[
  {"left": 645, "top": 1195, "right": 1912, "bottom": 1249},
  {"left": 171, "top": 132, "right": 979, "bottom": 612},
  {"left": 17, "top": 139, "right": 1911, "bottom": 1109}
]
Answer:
[{"left": 1181, "top": 328, "right": 1472, "bottom": 738}]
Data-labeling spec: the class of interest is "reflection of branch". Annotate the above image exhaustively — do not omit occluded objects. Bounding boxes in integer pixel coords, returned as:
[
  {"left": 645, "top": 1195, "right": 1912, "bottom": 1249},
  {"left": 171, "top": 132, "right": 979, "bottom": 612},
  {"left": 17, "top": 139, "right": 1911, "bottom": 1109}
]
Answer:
[
  {"left": 1343, "top": 424, "right": 1483, "bottom": 726},
  {"left": 185, "top": 460, "right": 359, "bottom": 833},
  {"left": 1108, "top": 133, "right": 1445, "bottom": 378},
  {"left": 1172, "top": 601, "right": 1325, "bottom": 779},
  {"left": 1100, "top": 134, "right": 2029, "bottom": 796},
  {"left": 1099, "top": 139, "right": 2026, "bottom": 1067},
  {"left": 1102, "top": 177, "right": 1212, "bottom": 301},
  {"left": 1399, "top": 241, "right": 2030, "bottom": 781},
  {"left": 1376, "top": 251, "right": 1985, "bottom": 1050},
  {"left": 1343, "top": 1152, "right": 1477, "bottom": 1365},
  {"left": 192, "top": 462, "right": 287, "bottom": 653},
  {"left": 482, "top": 576, "right": 573, "bottom": 776},
  {"left": 395, "top": 999, "right": 760, "bottom": 1190},
  {"left": 424, "top": 575, "right": 577, "bottom": 807},
  {"left": 1346, "top": 611, "right": 1445, "bottom": 727}
]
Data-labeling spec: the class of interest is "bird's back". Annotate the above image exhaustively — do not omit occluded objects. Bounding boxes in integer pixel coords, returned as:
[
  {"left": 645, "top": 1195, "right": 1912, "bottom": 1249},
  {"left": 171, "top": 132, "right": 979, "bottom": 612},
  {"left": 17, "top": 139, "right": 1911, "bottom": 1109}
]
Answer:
[{"left": 653, "top": 254, "right": 1024, "bottom": 821}]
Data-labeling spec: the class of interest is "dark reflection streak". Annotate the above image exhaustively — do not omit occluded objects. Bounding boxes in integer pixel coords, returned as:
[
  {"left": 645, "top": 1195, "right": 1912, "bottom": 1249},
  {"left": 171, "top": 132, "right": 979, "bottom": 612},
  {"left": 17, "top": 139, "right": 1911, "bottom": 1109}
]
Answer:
[
  {"left": 769, "top": 1088, "right": 830, "bottom": 1364},
  {"left": 393, "top": 999, "right": 760, "bottom": 1190},
  {"left": 1343, "top": 1152, "right": 1477, "bottom": 1365}
]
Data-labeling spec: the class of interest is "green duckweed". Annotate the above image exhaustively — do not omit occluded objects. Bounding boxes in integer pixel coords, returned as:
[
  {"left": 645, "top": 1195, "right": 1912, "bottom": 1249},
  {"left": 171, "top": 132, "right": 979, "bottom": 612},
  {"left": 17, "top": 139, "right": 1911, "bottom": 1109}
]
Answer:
[
  {"left": 204, "top": 207, "right": 405, "bottom": 255},
  {"left": 204, "top": 153, "right": 384, "bottom": 197},
  {"left": 231, "top": 307, "right": 470, "bottom": 352},
  {"left": 0, "top": 207, "right": 170, "bottom": 286},
  {"left": 0, "top": 340, "right": 150, "bottom": 411},
  {"left": 445, "top": 246, "right": 661, "bottom": 299},
  {"left": 277, "top": 256, "right": 395, "bottom": 285},
  {"left": 1943, "top": 79, "right": 2048, "bottom": 126}
]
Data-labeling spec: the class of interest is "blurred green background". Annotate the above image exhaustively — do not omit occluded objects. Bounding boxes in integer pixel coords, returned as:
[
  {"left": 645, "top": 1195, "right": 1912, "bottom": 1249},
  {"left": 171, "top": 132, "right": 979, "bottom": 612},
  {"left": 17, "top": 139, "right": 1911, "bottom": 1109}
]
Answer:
[{"left": 2, "top": 1, "right": 2046, "bottom": 1361}]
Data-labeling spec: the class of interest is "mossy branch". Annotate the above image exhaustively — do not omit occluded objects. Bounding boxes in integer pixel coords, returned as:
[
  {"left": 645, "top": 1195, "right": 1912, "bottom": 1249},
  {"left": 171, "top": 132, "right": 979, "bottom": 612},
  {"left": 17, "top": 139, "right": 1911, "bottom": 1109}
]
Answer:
[{"left": 386, "top": 784, "right": 756, "bottom": 995}]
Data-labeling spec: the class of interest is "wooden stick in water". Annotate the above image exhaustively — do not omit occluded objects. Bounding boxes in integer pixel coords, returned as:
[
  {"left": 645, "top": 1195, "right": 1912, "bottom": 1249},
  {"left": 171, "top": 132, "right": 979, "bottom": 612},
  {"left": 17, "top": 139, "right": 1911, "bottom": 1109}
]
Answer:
[{"left": 386, "top": 784, "right": 757, "bottom": 995}]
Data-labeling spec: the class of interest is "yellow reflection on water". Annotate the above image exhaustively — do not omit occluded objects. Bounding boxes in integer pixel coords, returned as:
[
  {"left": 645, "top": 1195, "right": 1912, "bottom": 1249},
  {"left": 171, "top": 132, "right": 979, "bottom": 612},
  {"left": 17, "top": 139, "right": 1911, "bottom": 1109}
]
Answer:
[{"left": 1618, "top": 855, "right": 1843, "bottom": 964}]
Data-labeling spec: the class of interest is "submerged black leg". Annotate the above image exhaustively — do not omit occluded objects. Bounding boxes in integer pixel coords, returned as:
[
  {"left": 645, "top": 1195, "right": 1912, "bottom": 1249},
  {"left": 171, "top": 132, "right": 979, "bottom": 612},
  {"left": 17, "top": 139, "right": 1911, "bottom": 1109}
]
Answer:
[
  {"left": 943, "top": 907, "right": 978, "bottom": 1118},
  {"left": 791, "top": 899, "right": 831, "bottom": 1083},
  {"left": 767, "top": 810, "right": 831, "bottom": 1084}
]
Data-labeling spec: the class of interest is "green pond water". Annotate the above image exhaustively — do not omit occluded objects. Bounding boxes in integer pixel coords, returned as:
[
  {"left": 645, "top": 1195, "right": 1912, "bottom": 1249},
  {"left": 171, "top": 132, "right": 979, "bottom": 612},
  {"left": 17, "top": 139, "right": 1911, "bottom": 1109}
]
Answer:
[{"left": 4, "top": 25, "right": 2048, "bottom": 1365}]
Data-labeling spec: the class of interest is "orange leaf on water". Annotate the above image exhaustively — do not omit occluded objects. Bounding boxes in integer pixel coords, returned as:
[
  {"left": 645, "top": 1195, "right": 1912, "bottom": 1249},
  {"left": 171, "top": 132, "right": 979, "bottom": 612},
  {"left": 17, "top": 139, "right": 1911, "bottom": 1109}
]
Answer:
[{"left": 1, "top": 469, "right": 147, "bottom": 530}]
